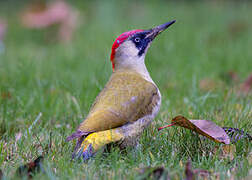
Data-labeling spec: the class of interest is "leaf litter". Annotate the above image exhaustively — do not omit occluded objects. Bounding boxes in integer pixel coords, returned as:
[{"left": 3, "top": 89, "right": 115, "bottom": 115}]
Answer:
[
  {"left": 16, "top": 156, "right": 44, "bottom": 178},
  {"left": 185, "top": 161, "right": 211, "bottom": 180},
  {"left": 137, "top": 161, "right": 211, "bottom": 180},
  {"left": 157, "top": 115, "right": 251, "bottom": 178},
  {"left": 137, "top": 166, "right": 169, "bottom": 180}
]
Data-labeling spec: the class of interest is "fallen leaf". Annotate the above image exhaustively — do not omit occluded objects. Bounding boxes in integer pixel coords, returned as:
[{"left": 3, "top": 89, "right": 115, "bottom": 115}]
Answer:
[
  {"left": 222, "top": 127, "right": 252, "bottom": 143},
  {"left": 16, "top": 156, "right": 44, "bottom": 178},
  {"left": 158, "top": 116, "right": 230, "bottom": 144},
  {"left": 185, "top": 161, "right": 194, "bottom": 180},
  {"left": 185, "top": 161, "right": 210, "bottom": 180},
  {"left": 137, "top": 166, "right": 170, "bottom": 180}
]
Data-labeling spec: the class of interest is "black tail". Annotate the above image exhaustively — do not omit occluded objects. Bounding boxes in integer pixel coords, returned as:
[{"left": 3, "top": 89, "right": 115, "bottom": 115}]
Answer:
[{"left": 66, "top": 130, "right": 92, "bottom": 160}]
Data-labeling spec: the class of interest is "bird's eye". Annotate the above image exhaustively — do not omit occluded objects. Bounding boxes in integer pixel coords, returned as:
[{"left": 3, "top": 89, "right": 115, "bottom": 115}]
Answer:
[{"left": 135, "top": 37, "right": 140, "bottom": 43}]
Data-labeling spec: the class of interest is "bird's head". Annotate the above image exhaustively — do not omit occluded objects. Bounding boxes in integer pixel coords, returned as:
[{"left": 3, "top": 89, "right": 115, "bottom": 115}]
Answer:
[{"left": 110, "top": 20, "right": 176, "bottom": 71}]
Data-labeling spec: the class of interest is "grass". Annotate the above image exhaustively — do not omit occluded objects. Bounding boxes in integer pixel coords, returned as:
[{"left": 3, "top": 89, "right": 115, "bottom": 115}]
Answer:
[{"left": 0, "top": 0, "right": 251, "bottom": 179}]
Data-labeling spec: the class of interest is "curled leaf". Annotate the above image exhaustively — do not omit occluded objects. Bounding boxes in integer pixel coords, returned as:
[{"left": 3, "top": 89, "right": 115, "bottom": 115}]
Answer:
[{"left": 158, "top": 116, "right": 230, "bottom": 144}]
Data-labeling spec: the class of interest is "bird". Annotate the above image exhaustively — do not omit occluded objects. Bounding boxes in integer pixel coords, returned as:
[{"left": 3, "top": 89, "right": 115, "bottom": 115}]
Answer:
[{"left": 66, "top": 20, "right": 176, "bottom": 160}]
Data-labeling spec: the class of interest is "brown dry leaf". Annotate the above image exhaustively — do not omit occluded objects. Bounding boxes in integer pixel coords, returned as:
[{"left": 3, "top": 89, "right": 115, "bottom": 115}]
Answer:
[
  {"left": 137, "top": 166, "right": 170, "bottom": 180},
  {"left": 158, "top": 116, "right": 230, "bottom": 144},
  {"left": 16, "top": 156, "right": 44, "bottom": 178},
  {"left": 185, "top": 161, "right": 195, "bottom": 180},
  {"left": 185, "top": 161, "right": 210, "bottom": 180}
]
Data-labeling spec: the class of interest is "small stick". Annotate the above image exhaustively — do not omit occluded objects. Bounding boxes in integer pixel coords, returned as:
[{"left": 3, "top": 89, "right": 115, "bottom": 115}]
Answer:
[{"left": 158, "top": 123, "right": 175, "bottom": 131}]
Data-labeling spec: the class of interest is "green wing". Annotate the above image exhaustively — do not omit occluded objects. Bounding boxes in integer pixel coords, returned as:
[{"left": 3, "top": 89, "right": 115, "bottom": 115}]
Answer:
[{"left": 78, "top": 71, "right": 159, "bottom": 133}]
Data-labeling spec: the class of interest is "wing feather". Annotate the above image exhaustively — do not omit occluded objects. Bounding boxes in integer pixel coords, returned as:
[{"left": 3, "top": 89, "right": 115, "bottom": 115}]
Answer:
[{"left": 78, "top": 71, "right": 159, "bottom": 133}]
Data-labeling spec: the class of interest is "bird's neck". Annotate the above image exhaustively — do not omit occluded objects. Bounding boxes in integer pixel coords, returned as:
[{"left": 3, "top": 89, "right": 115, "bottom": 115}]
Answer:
[{"left": 114, "top": 61, "right": 154, "bottom": 84}]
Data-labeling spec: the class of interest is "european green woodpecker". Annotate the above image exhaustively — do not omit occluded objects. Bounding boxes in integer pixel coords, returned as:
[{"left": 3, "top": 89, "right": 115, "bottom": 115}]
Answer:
[{"left": 67, "top": 20, "right": 176, "bottom": 160}]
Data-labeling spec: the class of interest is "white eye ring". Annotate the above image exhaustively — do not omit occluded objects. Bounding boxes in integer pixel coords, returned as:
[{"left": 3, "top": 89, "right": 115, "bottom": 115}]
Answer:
[{"left": 135, "top": 37, "right": 140, "bottom": 42}]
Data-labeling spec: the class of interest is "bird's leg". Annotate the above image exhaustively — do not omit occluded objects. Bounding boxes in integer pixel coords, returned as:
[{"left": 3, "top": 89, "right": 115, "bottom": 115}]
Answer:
[
  {"left": 118, "top": 115, "right": 152, "bottom": 148},
  {"left": 74, "top": 115, "right": 152, "bottom": 161}
]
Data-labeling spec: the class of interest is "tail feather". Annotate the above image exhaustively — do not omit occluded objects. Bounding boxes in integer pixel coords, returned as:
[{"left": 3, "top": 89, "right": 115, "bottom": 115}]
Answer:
[
  {"left": 72, "top": 136, "right": 85, "bottom": 159},
  {"left": 71, "top": 135, "right": 94, "bottom": 160},
  {"left": 67, "top": 130, "right": 92, "bottom": 160}
]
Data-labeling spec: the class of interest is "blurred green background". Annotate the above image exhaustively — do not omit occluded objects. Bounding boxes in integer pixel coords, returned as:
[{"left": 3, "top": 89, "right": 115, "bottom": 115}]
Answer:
[{"left": 0, "top": 0, "right": 251, "bottom": 179}]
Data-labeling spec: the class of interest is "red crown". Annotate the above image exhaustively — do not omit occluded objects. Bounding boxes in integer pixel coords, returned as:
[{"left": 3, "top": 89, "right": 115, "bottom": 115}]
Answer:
[{"left": 110, "top": 29, "right": 143, "bottom": 71}]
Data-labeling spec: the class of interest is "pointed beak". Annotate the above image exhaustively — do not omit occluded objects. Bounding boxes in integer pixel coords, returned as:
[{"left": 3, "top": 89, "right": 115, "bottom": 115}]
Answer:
[{"left": 145, "top": 20, "right": 176, "bottom": 41}]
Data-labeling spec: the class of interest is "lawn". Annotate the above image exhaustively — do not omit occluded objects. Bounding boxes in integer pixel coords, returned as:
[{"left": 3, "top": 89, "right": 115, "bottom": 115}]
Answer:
[{"left": 0, "top": 1, "right": 251, "bottom": 179}]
